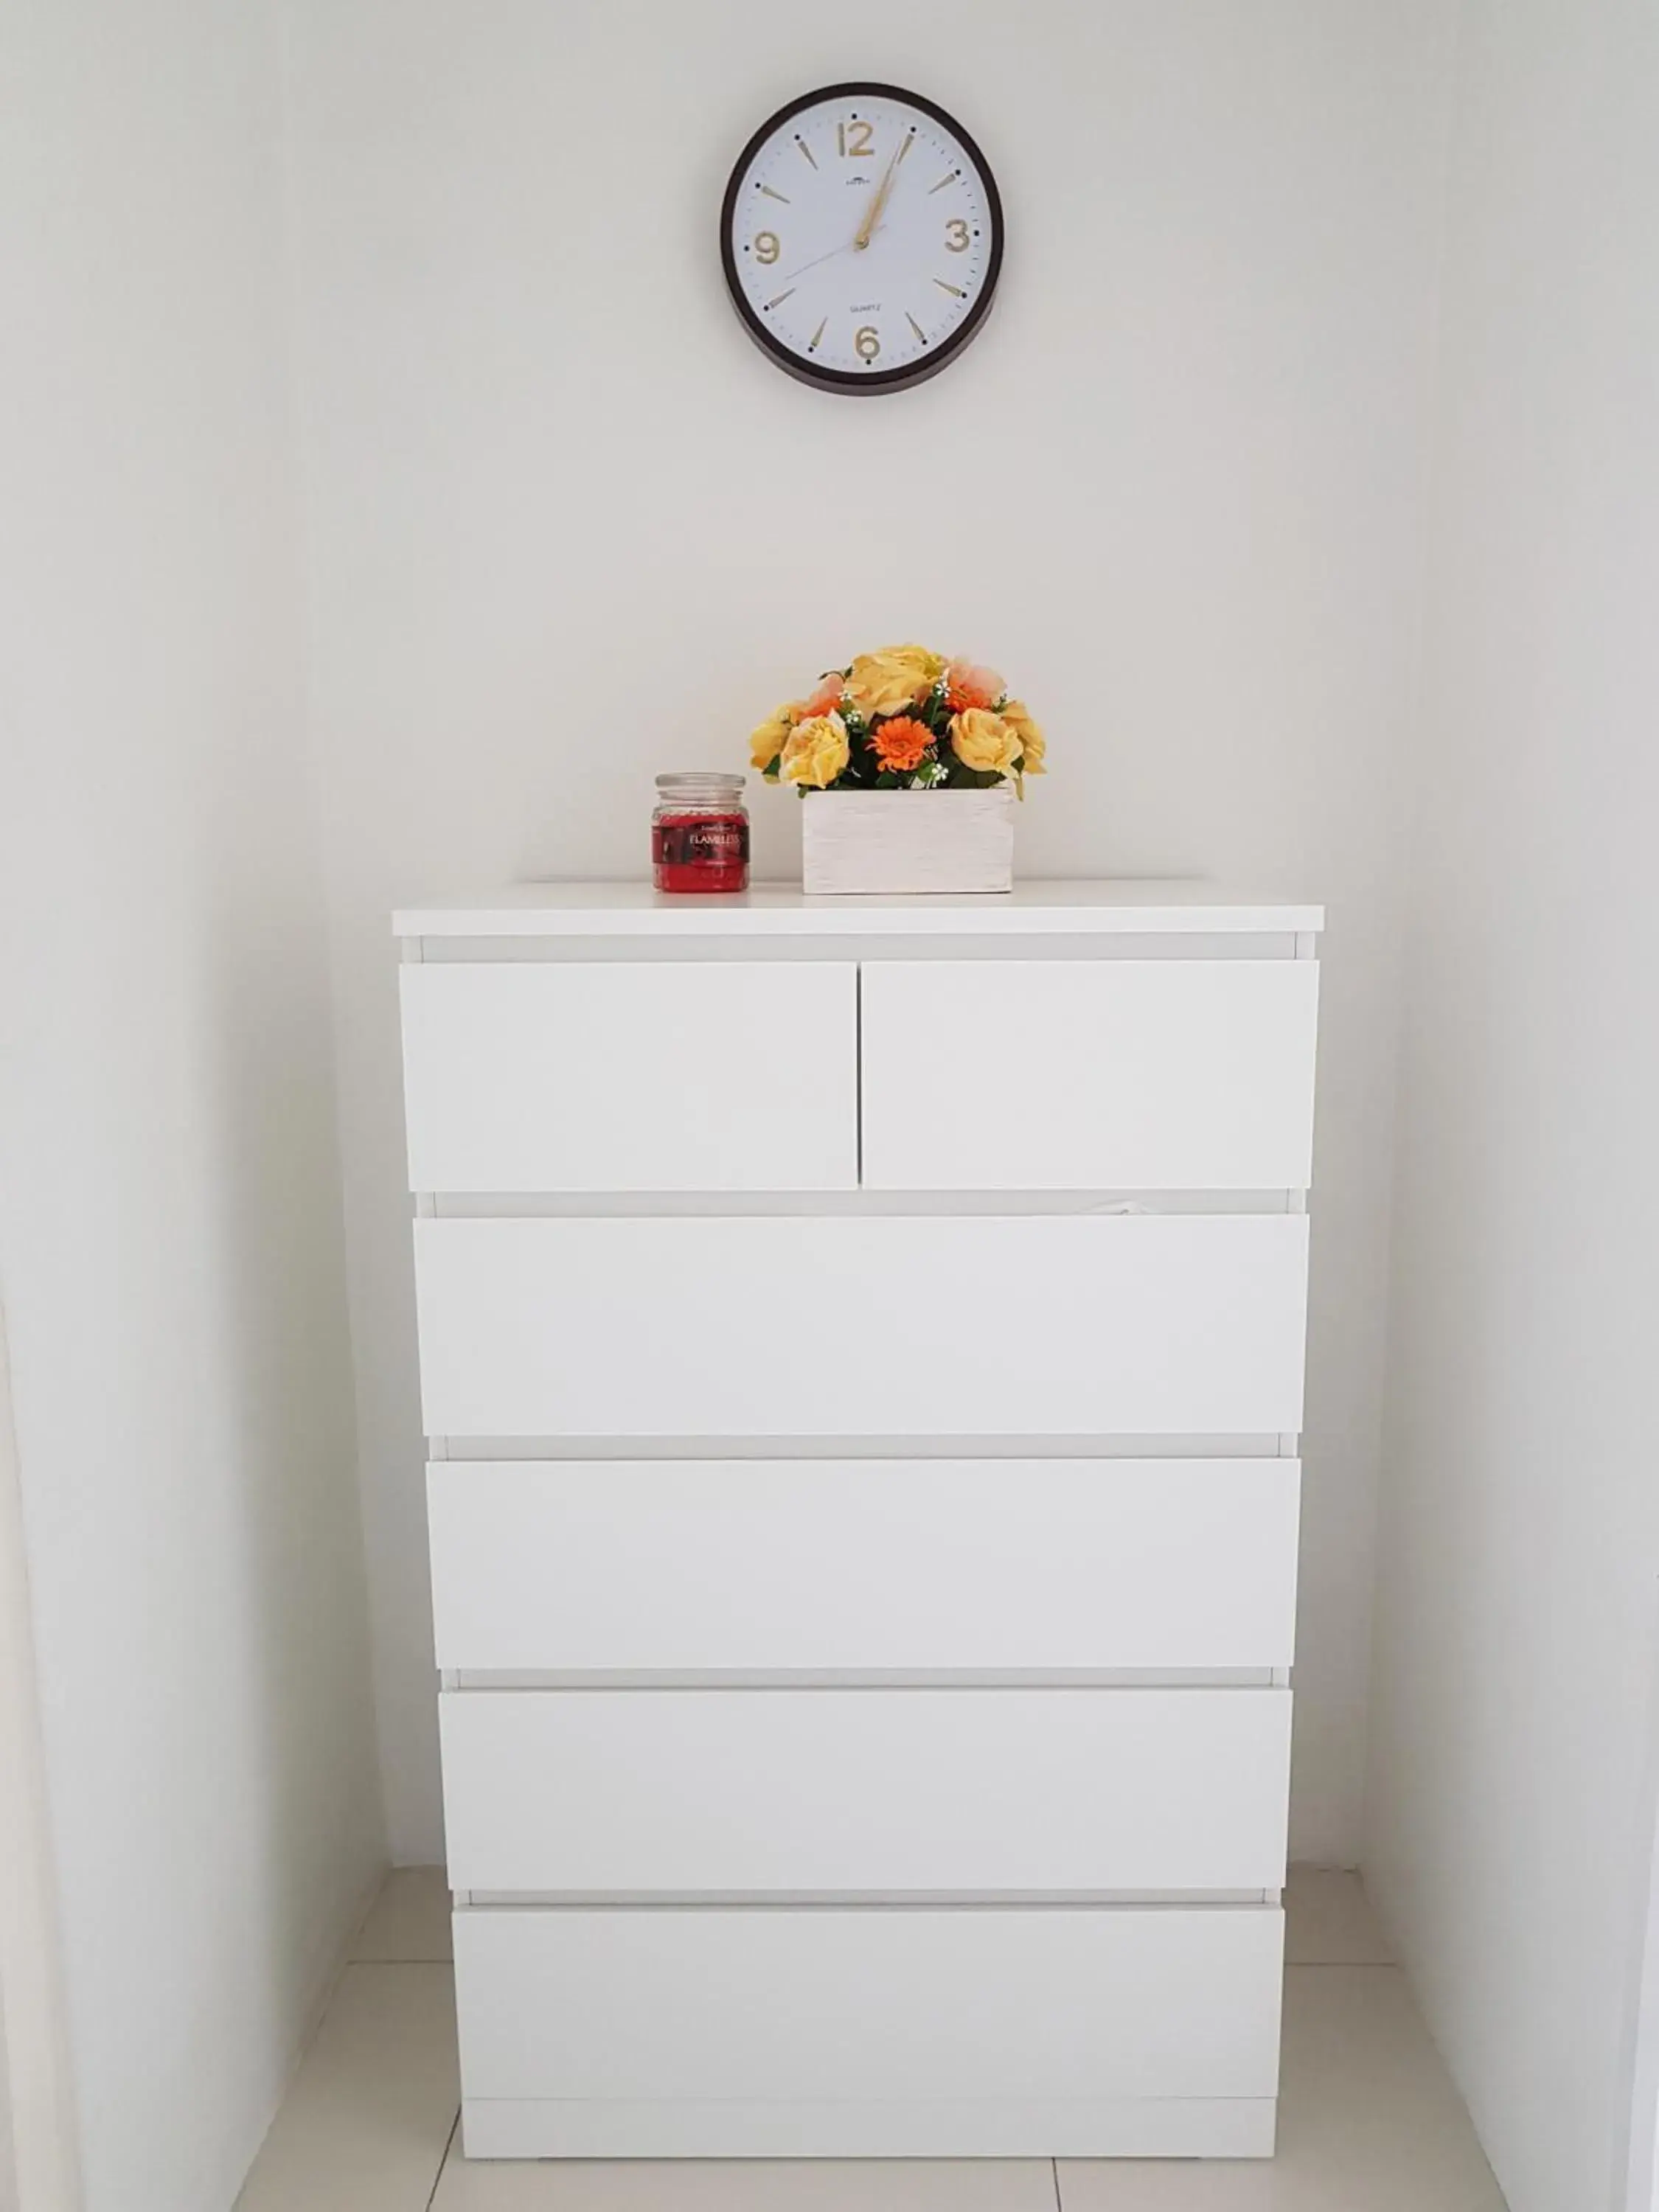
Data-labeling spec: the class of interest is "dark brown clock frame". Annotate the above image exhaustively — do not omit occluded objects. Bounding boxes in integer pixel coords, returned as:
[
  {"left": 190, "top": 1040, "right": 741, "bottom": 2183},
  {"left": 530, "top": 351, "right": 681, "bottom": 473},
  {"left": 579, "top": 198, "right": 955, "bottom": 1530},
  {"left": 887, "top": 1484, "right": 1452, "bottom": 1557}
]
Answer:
[{"left": 719, "top": 82, "right": 1004, "bottom": 395}]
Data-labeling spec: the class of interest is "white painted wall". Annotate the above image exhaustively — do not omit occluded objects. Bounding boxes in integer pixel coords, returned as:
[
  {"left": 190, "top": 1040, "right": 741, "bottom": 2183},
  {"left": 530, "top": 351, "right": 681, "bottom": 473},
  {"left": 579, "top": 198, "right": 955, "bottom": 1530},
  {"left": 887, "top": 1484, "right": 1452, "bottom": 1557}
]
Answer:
[
  {"left": 1364, "top": 4, "right": 1659, "bottom": 2210},
  {"left": 283, "top": 0, "right": 1455, "bottom": 1865},
  {"left": 0, "top": 1313, "right": 80, "bottom": 2212},
  {"left": 0, "top": 6, "right": 385, "bottom": 2210}
]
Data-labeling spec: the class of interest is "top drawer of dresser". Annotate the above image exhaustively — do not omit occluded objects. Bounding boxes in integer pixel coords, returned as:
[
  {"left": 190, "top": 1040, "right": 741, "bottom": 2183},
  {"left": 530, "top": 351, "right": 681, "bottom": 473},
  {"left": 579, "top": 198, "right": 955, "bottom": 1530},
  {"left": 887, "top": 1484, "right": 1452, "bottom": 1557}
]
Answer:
[
  {"left": 400, "top": 954, "right": 1317, "bottom": 1194},
  {"left": 400, "top": 961, "right": 858, "bottom": 1192},
  {"left": 862, "top": 960, "right": 1318, "bottom": 1189}
]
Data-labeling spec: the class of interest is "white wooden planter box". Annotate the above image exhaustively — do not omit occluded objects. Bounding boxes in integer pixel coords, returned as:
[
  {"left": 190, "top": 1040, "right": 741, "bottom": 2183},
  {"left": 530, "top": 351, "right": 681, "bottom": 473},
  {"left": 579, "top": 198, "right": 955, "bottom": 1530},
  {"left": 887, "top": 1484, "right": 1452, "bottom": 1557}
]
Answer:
[{"left": 800, "top": 787, "right": 1015, "bottom": 894}]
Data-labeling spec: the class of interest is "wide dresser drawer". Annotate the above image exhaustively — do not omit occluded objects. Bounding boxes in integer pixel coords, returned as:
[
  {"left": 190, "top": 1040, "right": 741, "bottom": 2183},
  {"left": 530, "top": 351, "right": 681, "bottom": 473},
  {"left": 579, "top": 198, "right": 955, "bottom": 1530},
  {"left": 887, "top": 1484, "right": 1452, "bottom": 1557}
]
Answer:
[
  {"left": 428, "top": 1457, "right": 1301, "bottom": 1672},
  {"left": 439, "top": 1686, "right": 1291, "bottom": 1893},
  {"left": 453, "top": 1903, "right": 1284, "bottom": 2157},
  {"left": 414, "top": 1214, "right": 1310, "bottom": 1436},
  {"left": 860, "top": 959, "right": 1318, "bottom": 1189}
]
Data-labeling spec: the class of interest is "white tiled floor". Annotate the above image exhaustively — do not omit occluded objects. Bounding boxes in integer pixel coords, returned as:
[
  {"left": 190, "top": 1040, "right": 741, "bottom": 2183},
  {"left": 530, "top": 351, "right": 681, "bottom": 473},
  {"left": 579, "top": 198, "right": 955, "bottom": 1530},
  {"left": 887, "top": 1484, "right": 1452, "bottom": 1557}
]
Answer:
[{"left": 234, "top": 1868, "right": 1508, "bottom": 2211}]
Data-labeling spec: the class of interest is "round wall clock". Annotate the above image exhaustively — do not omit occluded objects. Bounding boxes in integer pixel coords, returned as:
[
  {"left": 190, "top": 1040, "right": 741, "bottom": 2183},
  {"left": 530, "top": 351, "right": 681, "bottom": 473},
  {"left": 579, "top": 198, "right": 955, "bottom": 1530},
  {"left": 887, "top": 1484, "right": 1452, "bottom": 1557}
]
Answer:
[{"left": 720, "top": 83, "right": 1004, "bottom": 394}]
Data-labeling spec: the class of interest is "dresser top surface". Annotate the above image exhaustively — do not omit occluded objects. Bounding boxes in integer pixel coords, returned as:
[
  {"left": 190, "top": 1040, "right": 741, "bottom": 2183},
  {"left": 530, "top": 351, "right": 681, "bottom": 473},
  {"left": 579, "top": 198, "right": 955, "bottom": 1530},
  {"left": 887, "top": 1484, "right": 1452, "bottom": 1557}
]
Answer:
[{"left": 394, "top": 880, "right": 1324, "bottom": 939}]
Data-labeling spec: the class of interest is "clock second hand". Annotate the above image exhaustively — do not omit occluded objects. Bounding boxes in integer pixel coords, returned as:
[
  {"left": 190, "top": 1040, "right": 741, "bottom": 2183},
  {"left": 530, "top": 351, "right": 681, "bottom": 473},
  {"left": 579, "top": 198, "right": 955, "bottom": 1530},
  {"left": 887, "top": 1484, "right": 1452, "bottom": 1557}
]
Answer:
[{"left": 776, "top": 243, "right": 855, "bottom": 286}]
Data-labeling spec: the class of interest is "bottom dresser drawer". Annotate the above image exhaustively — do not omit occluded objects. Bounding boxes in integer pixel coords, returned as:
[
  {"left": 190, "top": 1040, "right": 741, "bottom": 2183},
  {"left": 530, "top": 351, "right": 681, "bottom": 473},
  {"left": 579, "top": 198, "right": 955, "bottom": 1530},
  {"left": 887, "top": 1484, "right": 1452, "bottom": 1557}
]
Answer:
[
  {"left": 454, "top": 1905, "right": 1284, "bottom": 2158},
  {"left": 439, "top": 1686, "right": 1293, "bottom": 1894}
]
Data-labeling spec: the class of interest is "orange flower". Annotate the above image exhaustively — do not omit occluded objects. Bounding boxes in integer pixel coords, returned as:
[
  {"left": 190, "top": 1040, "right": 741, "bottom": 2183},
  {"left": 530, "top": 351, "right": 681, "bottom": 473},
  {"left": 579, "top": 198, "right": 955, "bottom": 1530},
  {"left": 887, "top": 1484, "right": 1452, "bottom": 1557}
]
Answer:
[
  {"left": 945, "top": 658, "right": 1005, "bottom": 713},
  {"left": 869, "top": 715, "right": 931, "bottom": 773},
  {"left": 795, "top": 671, "right": 846, "bottom": 722}
]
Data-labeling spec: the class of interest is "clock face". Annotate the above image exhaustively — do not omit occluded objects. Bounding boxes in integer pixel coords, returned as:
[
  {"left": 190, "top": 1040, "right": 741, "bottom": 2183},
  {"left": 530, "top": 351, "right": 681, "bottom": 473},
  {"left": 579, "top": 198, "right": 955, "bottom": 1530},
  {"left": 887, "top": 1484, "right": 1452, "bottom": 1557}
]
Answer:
[{"left": 720, "top": 83, "right": 1004, "bottom": 394}]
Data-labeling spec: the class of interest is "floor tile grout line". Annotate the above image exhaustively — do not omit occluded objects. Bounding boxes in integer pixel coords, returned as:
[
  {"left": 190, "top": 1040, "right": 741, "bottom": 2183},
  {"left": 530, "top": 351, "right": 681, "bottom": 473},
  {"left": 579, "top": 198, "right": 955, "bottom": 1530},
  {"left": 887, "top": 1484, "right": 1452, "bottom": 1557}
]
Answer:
[
  {"left": 422, "top": 2105, "right": 462, "bottom": 2212},
  {"left": 1051, "top": 2153, "right": 1063, "bottom": 2211}
]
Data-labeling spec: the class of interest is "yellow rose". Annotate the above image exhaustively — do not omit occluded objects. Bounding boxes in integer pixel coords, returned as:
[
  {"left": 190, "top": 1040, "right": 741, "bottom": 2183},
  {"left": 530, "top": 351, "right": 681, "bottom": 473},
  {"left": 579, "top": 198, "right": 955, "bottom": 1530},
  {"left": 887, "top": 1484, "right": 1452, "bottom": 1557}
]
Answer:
[
  {"left": 1001, "top": 698, "right": 1046, "bottom": 776},
  {"left": 780, "top": 711, "right": 850, "bottom": 790},
  {"left": 948, "top": 707, "right": 1022, "bottom": 779},
  {"left": 750, "top": 703, "right": 797, "bottom": 772},
  {"left": 844, "top": 644, "right": 945, "bottom": 720}
]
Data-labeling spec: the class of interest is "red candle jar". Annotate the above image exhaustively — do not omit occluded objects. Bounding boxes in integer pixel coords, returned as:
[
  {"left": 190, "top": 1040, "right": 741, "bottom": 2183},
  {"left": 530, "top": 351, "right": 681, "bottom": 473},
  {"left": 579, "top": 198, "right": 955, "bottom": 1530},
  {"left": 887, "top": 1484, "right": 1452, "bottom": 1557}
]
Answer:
[{"left": 652, "top": 772, "right": 750, "bottom": 894}]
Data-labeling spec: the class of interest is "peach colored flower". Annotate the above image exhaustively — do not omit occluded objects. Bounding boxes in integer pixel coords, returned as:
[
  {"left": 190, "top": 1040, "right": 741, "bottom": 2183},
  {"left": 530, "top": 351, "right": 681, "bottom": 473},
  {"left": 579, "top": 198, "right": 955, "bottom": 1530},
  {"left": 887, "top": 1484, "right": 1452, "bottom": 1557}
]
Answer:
[
  {"left": 796, "top": 672, "right": 846, "bottom": 721},
  {"left": 869, "top": 715, "right": 931, "bottom": 773},
  {"left": 945, "top": 658, "right": 1006, "bottom": 713}
]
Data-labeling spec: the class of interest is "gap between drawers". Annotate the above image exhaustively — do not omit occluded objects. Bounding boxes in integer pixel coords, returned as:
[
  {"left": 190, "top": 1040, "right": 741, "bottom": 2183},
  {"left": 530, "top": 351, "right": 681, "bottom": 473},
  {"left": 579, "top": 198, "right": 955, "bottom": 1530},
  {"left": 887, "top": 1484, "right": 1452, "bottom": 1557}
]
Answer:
[{"left": 451, "top": 1891, "right": 1287, "bottom": 1913}]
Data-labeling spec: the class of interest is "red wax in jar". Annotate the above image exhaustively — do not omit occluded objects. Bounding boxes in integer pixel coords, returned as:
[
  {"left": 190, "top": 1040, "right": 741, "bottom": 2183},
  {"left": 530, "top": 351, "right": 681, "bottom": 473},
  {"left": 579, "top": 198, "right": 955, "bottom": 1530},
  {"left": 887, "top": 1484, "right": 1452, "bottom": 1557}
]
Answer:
[
  {"left": 652, "top": 773, "right": 750, "bottom": 893},
  {"left": 652, "top": 813, "right": 749, "bottom": 893}
]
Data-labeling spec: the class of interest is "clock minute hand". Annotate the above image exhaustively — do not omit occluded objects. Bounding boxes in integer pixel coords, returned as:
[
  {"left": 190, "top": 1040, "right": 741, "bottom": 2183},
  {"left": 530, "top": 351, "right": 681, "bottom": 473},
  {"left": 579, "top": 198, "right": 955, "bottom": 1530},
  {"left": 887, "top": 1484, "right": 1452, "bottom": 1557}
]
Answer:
[{"left": 854, "top": 130, "right": 911, "bottom": 250}]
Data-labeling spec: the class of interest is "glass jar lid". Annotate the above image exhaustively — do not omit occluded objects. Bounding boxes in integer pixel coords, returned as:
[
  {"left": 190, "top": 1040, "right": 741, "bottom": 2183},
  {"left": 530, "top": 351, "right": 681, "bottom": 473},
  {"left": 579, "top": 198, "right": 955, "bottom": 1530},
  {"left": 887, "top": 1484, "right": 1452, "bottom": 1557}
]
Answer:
[{"left": 655, "top": 771, "right": 746, "bottom": 796}]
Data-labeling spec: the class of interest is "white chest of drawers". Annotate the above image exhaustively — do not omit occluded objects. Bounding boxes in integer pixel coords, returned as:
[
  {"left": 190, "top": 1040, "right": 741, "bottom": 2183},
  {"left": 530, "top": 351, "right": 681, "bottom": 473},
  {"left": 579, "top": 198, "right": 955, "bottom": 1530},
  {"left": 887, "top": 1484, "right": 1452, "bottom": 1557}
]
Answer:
[{"left": 396, "top": 880, "right": 1322, "bottom": 2163}]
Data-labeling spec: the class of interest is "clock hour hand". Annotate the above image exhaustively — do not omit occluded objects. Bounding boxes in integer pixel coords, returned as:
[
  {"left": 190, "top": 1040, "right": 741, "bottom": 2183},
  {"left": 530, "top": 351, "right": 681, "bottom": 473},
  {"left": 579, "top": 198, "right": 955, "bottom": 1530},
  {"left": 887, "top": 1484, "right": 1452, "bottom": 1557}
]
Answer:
[{"left": 854, "top": 129, "right": 912, "bottom": 250}]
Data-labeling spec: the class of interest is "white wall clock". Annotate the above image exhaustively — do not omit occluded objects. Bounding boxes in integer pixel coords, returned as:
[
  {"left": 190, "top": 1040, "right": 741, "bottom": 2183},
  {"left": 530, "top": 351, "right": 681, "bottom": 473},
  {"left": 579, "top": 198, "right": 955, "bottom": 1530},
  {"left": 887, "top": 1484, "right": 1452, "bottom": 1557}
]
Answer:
[{"left": 720, "top": 83, "right": 1004, "bottom": 394}]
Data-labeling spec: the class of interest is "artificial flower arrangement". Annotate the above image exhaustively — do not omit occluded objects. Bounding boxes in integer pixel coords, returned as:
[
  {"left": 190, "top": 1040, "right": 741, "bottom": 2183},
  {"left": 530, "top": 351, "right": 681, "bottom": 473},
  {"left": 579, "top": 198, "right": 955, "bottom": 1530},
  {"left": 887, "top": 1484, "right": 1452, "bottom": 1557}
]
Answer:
[{"left": 749, "top": 644, "right": 1046, "bottom": 796}]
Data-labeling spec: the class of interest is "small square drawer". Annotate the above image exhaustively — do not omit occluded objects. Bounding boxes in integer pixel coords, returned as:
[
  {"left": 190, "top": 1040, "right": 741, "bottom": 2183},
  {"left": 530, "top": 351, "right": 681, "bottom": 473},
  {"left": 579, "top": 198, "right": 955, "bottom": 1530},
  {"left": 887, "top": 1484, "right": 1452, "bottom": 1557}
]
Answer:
[
  {"left": 860, "top": 959, "right": 1318, "bottom": 1189},
  {"left": 400, "top": 961, "right": 858, "bottom": 1192}
]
